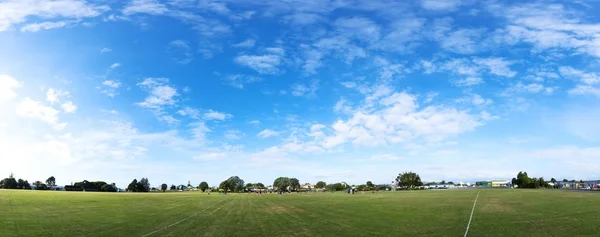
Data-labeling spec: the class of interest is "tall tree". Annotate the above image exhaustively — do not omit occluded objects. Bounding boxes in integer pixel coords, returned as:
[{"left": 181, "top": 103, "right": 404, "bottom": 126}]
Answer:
[
  {"left": 366, "top": 181, "right": 374, "bottom": 188},
  {"left": 273, "top": 177, "right": 290, "bottom": 191},
  {"left": 138, "top": 178, "right": 150, "bottom": 192},
  {"left": 198, "top": 182, "right": 209, "bottom": 192},
  {"left": 161, "top": 183, "right": 168, "bottom": 192},
  {"left": 395, "top": 172, "right": 423, "bottom": 189},
  {"left": 33, "top": 181, "right": 49, "bottom": 190},
  {"left": 1, "top": 173, "right": 18, "bottom": 189},
  {"left": 289, "top": 178, "right": 300, "bottom": 191},
  {"left": 17, "top": 179, "right": 31, "bottom": 189},
  {"left": 127, "top": 179, "right": 138, "bottom": 192},
  {"left": 170, "top": 184, "right": 176, "bottom": 190},
  {"left": 46, "top": 176, "right": 56, "bottom": 187},
  {"left": 220, "top": 176, "right": 244, "bottom": 193},
  {"left": 255, "top": 183, "right": 265, "bottom": 189},
  {"left": 315, "top": 181, "right": 326, "bottom": 189}
]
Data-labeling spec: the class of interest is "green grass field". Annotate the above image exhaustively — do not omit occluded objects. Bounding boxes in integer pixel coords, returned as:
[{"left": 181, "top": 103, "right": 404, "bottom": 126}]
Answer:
[{"left": 1, "top": 189, "right": 599, "bottom": 236}]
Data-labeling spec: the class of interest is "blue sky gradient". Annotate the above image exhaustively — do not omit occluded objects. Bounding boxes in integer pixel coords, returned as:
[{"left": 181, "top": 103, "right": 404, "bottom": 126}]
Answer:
[{"left": 1, "top": 0, "right": 600, "bottom": 188}]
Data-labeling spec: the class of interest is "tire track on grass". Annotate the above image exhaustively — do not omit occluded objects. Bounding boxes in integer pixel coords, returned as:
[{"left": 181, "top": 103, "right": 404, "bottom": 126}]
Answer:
[{"left": 141, "top": 197, "right": 232, "bottom": 237}]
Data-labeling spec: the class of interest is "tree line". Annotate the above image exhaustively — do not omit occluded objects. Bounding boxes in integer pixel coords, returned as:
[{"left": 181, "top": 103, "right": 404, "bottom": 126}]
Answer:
[{"left": 0, "top": 173, "right": 56, "bottom": 190}]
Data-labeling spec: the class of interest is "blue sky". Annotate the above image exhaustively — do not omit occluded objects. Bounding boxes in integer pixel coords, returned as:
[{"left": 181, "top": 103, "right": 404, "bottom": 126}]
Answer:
[{"left": 1, "top": 0, "right": 600, "bottom": 188}]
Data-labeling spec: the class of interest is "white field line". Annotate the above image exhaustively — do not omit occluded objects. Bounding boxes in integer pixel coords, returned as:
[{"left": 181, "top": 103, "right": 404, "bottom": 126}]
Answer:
[
  {"left": 464, "top": 190, "right": 481, "bottom": 237},
  {"left": 141, "top": 198, "right": 231, "bottom": 237}
]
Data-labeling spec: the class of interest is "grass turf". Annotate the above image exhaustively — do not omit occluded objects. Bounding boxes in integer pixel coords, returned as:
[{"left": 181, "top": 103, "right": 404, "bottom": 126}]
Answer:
[{"left": 1, "top": 189, "right": 599, "bottom": 236}]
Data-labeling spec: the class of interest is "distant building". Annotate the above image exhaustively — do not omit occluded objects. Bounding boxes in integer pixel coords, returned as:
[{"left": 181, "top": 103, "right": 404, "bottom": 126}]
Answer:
[
  {"left": 475, "top": 180, "right": 510, "bottom": 187},
  {"left": 427, "top": 184, "right": 456, "bottom": 189}
]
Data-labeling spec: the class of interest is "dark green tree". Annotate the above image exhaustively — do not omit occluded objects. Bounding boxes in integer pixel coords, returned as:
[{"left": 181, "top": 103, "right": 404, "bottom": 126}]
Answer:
[
  {"left": 33, "top": 181, "right": 49, "bottom": 190},
  {"left": 46, "top": 176, "right": 56, "bottom": 187},
  {"left": 161, "top": 183, "right": 168, "bottom": 192},
  {"left": 395, "top": 172, "right": 423, "bottom": 189},
  {"left": 101, "top": 184, "right": 117, "bottom": 192},
  {"left": 366, "top": 181, "right": 374, "bottom": 189},
  {"left": 255, "top": 183, "right": 265, "bottom": 189},
  {"left": 220, "top": 176, "right": 244, "bottom": 193},
  {"left": 315, "top": 181, "right": 326, "bottom": 189},
  {"left": 170, "top": 184, "right": 176, "bottom": 190},
  {"left": 127, "top": 179, "right": 138, "bottom": 192},
  {"left": 1, "top": 173, "right": 18, "bottom": 189},
  {"left": 17, "top": 179, "right": 31, "bottom": 189},
  {"left": 198, "top": 182, "right": 209, "bottom": 192},
  {"left": 289, "top": 178, "right": 300, "bottom": 191},
  {"left": 273, "top": 177, "right": 290, "bottom": 191},
  {"left": 138, "top": 178, "right": 150, "bottom": 192}
]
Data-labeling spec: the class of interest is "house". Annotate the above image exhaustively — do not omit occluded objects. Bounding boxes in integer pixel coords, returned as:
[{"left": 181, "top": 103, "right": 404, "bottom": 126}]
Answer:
[
  {"left": 584, "top": 180, "right": 600, "bottom": 190},
  {"left": 557, "top": 181, "right": 585, "bottom": 189},
  {"left": 301, "top": 183, "right": 313, "bottom": 190}
]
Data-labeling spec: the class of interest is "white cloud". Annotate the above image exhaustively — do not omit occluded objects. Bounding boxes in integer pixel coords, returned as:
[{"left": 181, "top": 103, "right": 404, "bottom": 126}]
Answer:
[
  {"left": 16, "top": 98, "right": 61, "bottom": 127},
  {"left": 224, "top": 130, "right": 243, "bottom": 140},
  {"left": 340, "top": 81, "right": 357, "bottom": 88},
  {"left": 203, "top": 110, "right": 232, "bottom": 120},
  {"left": 100, "top": 47, "right": 111, "bottom": 53},
  {"left": 569, "top": 85, "right": 600, "bottom": 97},
  {"left": 559, "top": 67, "right": 600, "bottom": 85},
  {"left": 0, "top": 75, "right": 20, "bottom": 101},
  {"left": 334, "top": 17, "right": 380, "bottom": 43},
  {"left": 503, "top": 82, "right": 555, "bottom": 96},
  {"left": 322, "top": 90, "right": 482, "bottom": 148},
  {"left": 440, "top": 28, "right": 484, "bottom": 54},
  {"left": 490, "top": 2, "right": 600, "bottom": 58},
  {"left": 232, "top": 39, "right": 255, "bottom": 48},
  {"left": 193, "top": 152, "right": 226, "bottom": 161},
  {"left": 470, "top": 94, "right": 492, "bottom": 106},
  {"left": 136, "top": 78, "right": 178, "bottom": 110},
  {"left": 472, "top": 57, "right": 517, "bottom": 78},
  {"left": 0, "top": 0, "right": 109, "bottom": 32},
  {"left": 110, "top": 63, "right": 121, "bottom": 69},
  {"left": 102, "top": 80, "right": 120, "bottom": 88},
  {"left": 421, "top": 0, "right": 463, "bottom": 11},
  {"left": 46, "top": 88, "right": 69, "bottom": 104},
  {"left": 234, "top": 54, "right": 282, "bottom": 75},
  {"left": 21, "top": 21, "right": 68, "bottom": 32},
  {"left": 424, "top": 92, "right": 438, "bottom": 103},
  {"left": 291, "top": 80, "right": 319, "bottom": 97},
  {"left": 222, "top": 74, "right": 262, "bottom": 89},
  {"left": 369, "top": 154, "right": 401, "bottom": 161},
  {"left": 168, "top": 40, "right": 193, "bottom": 64},
  {"left": 249, "top": 120, "right": 260, "bottom": 125},
  {"left": 177, "top": 107, "right": 200, "bottom": 119},
  {"left": 123, "top": 0, "right": 167, "bottom": 15},
  {"left": 160, "top": 115, "right": 179, "bottom": 125},
  {"left": 189, "top": 122, "right": 211, "bottom": 142},
  {"left": 61, "top": 101, "right": 77, "bottom": 113},
  {"left": 257, "top": 129, "right": 280, "bottom": 139},
  {"left": 453, "top": 77, "right": 483, "bottom": 87}
]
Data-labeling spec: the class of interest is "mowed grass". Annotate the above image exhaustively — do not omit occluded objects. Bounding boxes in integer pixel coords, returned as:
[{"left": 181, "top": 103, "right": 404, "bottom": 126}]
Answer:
[{"left": 1, "top": 189, "right": 599, "bottom": 236}]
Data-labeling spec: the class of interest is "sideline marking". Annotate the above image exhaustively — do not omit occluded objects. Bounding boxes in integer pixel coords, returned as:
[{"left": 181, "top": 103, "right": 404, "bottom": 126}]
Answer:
[
  {"left": 142, "top": 197, "right": 231, "bottom": 237},
  {"left": 464, "top": 189, "right": 481, "bottom": 237}
]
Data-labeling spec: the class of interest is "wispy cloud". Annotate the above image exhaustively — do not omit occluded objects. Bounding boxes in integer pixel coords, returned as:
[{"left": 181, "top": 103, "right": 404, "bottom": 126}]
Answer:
[
  {"left": 203, "top": 110, "right": 232, "bottom": 120},
  {"left": 234, "top": 54, "right": 282, "bottom": 75},
  {"left": 136, "top": 78, "right": 178, "bottom": 110},
  {"left": 257, "top": 129, "right": 280, "bottom": 139},
  {"left": 232, "top": 39, "right": 255, "bottom": 48}
]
